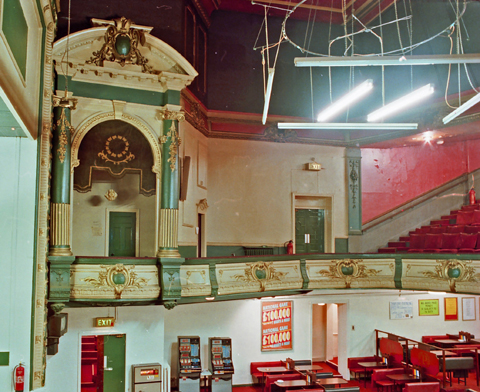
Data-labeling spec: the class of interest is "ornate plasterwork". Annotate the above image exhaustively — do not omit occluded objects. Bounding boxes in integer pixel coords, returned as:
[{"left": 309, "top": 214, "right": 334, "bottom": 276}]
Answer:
[
  {"left": 316, "top": 259, "right": 381, "bottom": 288},
  {"left": 180, "top": 265, "right": 211, "bottom": 297},
  {"left": 420, "top": 259, "right": 480, "bottom": 293},
  {"left": 306, "top": 258, "right": 395, "bottom": 289},
  {"left": 72, "top": 111, "right": 162, "bottom": 175},
  {"left": 52, "top": 108, "right": 73, "bottom": 163},
  {"left": 349, "top": 160, "right": 360, "bottom": 209},
  {"left": 159, "top": 109, "right": 184, "bottom": 172},
  {"left": 72, "top": 264, "right": 159, "bottom": 299},
  {"left": 265, "top": 126, "right": 297, "bottom": 143},
  {"left": 234, "top": 261, "right": 288, "bottom": 292},
  {"left": 196, "top": 199, "right": 209, "bottom": 212}
]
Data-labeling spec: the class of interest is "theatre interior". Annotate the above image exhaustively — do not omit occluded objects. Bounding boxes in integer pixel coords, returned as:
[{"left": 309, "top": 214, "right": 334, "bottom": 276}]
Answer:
[{"left": 4, "top": 0, "right": 480, "bottom": 391}]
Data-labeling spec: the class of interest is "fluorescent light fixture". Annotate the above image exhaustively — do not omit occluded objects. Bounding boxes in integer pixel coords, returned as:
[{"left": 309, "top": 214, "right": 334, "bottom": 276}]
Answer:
[
  {"left": 262, "top": 68, "right": 275, "bottom": 125},
  {"left": 317, "top": 79, "right": 373, "bottom": 122},
  {"left": 294, "top": 54, "right": 480, "bottom": 67},
  {"left": 367, "top": 84, "right": 434, "bottom": 122},
  {"left": 442, "top": 93, "right": 480, "bottom": 124},
  {"left": 277, "top": 122, "right": 418, "bottom": 130}
]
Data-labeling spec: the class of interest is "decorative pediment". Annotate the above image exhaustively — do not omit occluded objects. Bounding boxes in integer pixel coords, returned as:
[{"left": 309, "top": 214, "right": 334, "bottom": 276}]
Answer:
[{"left": 52, "top": 17, "right": 198, "bottom": 93}]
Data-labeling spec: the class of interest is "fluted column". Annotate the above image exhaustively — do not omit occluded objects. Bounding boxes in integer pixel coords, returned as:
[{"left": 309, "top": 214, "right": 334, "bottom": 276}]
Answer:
[
  {"left": 49, "top": 95, "right": 77, "bottom": 256},
  {"left": 157, "top": 108, "right": 184, "bottom": 258}
]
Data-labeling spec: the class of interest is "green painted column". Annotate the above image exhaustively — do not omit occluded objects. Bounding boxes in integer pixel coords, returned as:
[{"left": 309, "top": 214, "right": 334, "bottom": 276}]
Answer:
[
  {"left": 49, "top": 96, "right": 77, "bottom": 256},
  {"left": 346, "top": 148, "right": 362, "bottom": 235},
  {"left": 157, "top": 108, "right": 184, "bottom": 258}
]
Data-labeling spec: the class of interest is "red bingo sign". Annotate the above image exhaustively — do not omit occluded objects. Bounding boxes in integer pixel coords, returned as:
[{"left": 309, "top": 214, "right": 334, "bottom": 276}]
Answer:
[{"left": 261, "top": 301, "right": 292, "bottom": 351}]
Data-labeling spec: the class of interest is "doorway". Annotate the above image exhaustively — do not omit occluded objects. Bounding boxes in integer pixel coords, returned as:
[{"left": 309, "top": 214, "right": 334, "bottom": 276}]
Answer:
[
  {"left": 81, "top": 334, "right": 126, "bottom": 392},
  {"left": 108, "top": 211, "right": 136, "bottom": 257},
  {"left": 295, "top": 209, "right": 325, "bottom": 253}
]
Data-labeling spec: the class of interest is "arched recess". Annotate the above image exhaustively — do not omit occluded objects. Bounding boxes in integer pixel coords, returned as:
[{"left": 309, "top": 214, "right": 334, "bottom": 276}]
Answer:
[{"left": 71, "top": 111, "right": 162, "bottom": 175}]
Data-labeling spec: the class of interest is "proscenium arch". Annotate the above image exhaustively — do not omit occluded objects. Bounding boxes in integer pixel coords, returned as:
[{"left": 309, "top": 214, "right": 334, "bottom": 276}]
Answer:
[{"left": 71, "top": 111, "right": 162, "bottom": 176}]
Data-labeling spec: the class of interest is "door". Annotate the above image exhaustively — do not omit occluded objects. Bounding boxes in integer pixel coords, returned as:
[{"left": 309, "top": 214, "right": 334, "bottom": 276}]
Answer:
[
  {"left": 81, "top": 334, "right": 126, "bottom": 392},
  {"left": 103, "top": 334, "right": 126, "bottom": 392},
  {"left": 295, "top": 209, "right": 325, "bottom": 253},
  {"left": 109, "top": 212, "right": 136, "bottom": 257}
]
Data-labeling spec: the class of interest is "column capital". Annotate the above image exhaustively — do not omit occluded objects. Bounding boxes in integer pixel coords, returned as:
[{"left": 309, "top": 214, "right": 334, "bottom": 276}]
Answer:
[
  {"left": 159, "top": 108, "right": 185, "bottom": 122},
  {"left": 53, "top": 95, "right": 77, "bottom": 110}
]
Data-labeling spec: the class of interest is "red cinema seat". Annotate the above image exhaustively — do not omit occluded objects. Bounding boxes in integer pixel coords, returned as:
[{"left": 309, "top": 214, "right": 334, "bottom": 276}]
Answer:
[
  {"left": 446, "top": 225, "right": 465, "bottom": 233},
  {"left": 430, "top": 226, "right": 446, "bottom": 234},
  {"left": 472, "top": 209, "right": 480, "bottom": 225},
  {"left": 423, "top": 233, "right": 443, "bottom": 253},
  {"left": 458, "top": 233, "right": 478, "bottom": 253},
  {"left": 456, "top": 210, "right": 474, "bottom": 225},
  {"left": 408, "top": 234, "right": 426, "bottom": 253},
  {"left": 464, "top": 225, "right": 480, "bottom": 234},
  {"left": 440, "top": 233, "right": 460, "bottom": 252}
]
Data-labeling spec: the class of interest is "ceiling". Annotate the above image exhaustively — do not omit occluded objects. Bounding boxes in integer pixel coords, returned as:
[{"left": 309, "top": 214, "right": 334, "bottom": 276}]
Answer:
[{"left": 55, "top": 0, "right": 480, "bottom": 149}]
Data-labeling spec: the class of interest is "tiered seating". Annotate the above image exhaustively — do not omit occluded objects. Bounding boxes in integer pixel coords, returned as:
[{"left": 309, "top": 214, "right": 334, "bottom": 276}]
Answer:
[{"left": 378, "top": 202, "right": 480, "bottom": 253}]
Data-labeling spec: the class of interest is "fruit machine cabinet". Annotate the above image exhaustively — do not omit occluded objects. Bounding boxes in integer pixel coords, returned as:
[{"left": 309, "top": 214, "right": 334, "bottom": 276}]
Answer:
[
  {"left": 178, "top": 336, "right": 202, "bottom": 392},
  {"left": 208, "top": 337, "right": 234, "bottom": 392}
]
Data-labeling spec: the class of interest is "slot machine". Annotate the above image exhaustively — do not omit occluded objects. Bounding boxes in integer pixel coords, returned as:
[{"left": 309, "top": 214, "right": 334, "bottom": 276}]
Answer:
[
  {"left": 178, "top": 336, "right": 202, "bottom": 392},
  {"left": 208, "top": 337, "right": 234, "bottom": 392}
]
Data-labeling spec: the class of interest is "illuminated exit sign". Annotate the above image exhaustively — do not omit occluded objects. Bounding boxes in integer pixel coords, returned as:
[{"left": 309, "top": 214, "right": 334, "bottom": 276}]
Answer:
[
  {"left": 307, "top": 162, "right": 322, "bottom": 171},
  {"left": 95, "top": 317, "right": 115, "bottom": 327}
]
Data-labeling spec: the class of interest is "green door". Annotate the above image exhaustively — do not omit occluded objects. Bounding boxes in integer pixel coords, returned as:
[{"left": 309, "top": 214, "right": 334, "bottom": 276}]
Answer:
[
  {"left": 295, "top": 209, "right": 325, "bottom": 253},
  {"left": 103, "top": 334, "right": 126, "bottom": 392},
  {"left": 109, "top": 212, "right": 136, "bottom": 257}
]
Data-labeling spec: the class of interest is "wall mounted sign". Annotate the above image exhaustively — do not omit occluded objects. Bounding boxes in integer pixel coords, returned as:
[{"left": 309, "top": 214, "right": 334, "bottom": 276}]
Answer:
[
  {"left": 444, "top": 297, "right": 458, "bottom": 321},
  {"left": 95, "top": 317, "right": 115, "bottom": 327},
  {"left": 462, "top": 297, "right": 476, "bottom": 321},
  {"left": 418, "top": 299, "right": 439, "bottom": 316},
  {"left": 389, "top": 300, "right": 413, "bottom": 319},
  {"left": 261, "top": 301, "right": 292, "bottom": 351},
  {"left": 307, "top": 162, "right": 322, "bottom": 171}
]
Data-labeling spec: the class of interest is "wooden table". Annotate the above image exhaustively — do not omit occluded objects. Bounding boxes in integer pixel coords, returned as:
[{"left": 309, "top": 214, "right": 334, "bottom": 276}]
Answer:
[
  {"left": 294, "top": 365, "right": 323, "bottom": 373},
  {"left": 257, "top": 367, "right": 290, "bottom": 392},
  {"left": 434, "top": 339, "right": 470, "bottom": 348},
  {"left": 357, "top": 361, "right": 387, "bottom": 386},
  {"left": 386, "top": 374, "right": 421, "bottom": 392},
  {"left": 430, "top": 350, "right": 457, "bottom": 357},
  {"left": 315, "top": 377, "right": 349, "bottom": 389}
]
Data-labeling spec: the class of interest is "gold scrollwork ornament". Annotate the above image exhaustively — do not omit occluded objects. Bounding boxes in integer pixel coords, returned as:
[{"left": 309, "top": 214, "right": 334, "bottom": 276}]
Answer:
[
  {"left": 234, "top": 261, "right": 287, "bottom": 292},
  {"left": 421, "top": 259, "right": 479, "bottom": 292},
  {"left": 318, "top": 259, "right": 380, "bottom": 288}
]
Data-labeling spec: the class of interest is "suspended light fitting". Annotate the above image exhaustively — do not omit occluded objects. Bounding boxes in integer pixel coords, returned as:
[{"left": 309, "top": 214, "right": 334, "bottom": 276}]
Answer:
[
  {"left": 442, "top": 93, "right": 480, "bottom": 124},
  {"left": 262, "top": 68, "right": 275, "bottom": 125},
  {"left": 367, "top": 84, "right": 435, "bottom": 122},
  {"left": 277, "top": 122, "right": 418, "bottom": 130},
  {"left": 317, "top": 79, "right": 373, "bottom": 122}
]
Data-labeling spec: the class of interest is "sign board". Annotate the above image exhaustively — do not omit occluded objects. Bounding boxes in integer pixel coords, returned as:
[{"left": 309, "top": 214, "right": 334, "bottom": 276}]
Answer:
[
  {"left": 307, "top": 162, "right": 322, "bottom": 171},
  {"left": 261, "top": 301, "right": 292, "bottom": 351},
  {"left": 419, "top": 299, "right": 439, "bottom": 316},
  {"left": 444, "top": 297, "right": 458, "bottom": 321},
  {"left": 95, "top": 317, "right": 115, "bottom": 327},
  {"left": 389, "top": 300, "right": 413, "bottom": 319}
]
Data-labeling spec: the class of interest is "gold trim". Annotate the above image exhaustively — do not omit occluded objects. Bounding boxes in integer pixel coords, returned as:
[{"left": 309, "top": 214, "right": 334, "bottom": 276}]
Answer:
[
  {"left": 233, "top": 261, "right": 287, "bottom": 292},
  {"left": 159, "top": 208, "right": 179, "bottom": 249},
  {"left": 160, "top": 109, "right": 185, "bottom": 122},
  {"left": 421, "top": 259, "right": 480, "bottom": 292},
  {"left": 50, "top": 203, "right": 71, "bottom": 249},
  {"left": 82, "top": 264, "right": 149, "bottom": 299},
  {"left": 317, "top": 259, "right": 380, "bottom": 288},
  {"left": 53, "top": 108, "right": 73, "bottom": 164},
  {"left": 196, "top": 198, "right": 209, "bottom": 212}
]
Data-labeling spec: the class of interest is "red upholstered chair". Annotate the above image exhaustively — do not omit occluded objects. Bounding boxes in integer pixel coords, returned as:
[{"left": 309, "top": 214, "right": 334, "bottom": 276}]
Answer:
[
  {"left": 265, "top": 373, "right": 303, "bottom": 392},
  {"left": 465, "top": 225, "right": 480, "bottom": 234},
  {"left": 408, "top": 234, "right": 426, "bottom": 253},
  {"left": 458, "top": 233, "right": 478, "bottom": 253},
  {"left": 402, "top": 381, "right": 440, "bottom": 392},
  {"left": 423, "top": 233, "right": 443, "bottom": 253},
  {"left": 456, "top": 210, "right": 474, "bottom": 225},
  {"left": 430, "top": 226, "right": 445, "bottom": 234},
  {"left": 440, "top": 233, "right": 460, "bottom": 252},
  {"left": 446, "top": 225, "right": 465, "bottom": 233}
]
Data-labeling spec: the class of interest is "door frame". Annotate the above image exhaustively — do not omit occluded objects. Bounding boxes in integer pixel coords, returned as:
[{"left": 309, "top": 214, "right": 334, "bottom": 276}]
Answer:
[
  {"left": 78, "top": 331, "right": 127, "bottom": 392},
  {"left": 292, "top": 193, "right": 333, "bottom": 253},
  {"left": 105, "top": 208, "right": 140, "bottom": 257}
]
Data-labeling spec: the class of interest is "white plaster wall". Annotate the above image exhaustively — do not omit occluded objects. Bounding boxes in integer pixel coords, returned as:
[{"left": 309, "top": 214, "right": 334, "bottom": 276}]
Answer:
[
  {"left": 0, "top": 138, "right": 37, "bottom": 391},
  {"left": 178, "top": 121, "right": 208, "bottom": 247},
  {"left": 45, "top": 306, "right": 165, "bottom": 392},
  {"left": 72, "top": 173, "right": 157, "bottom": 257},
  {"left": 206, "top": 139, "right": 348, "bottom": 247}
]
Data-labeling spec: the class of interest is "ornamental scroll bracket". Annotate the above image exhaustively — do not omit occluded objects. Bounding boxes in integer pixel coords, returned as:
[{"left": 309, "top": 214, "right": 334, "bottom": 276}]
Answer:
[
  {"left": 159, "top": 109, "right": 185, "bottom": 172},
  {"left": 318, "top": 259, "right": 380, "bottom": 288},
  {"left": 421, "top": 259, "right": 480, "bottom": 293},
  {"left": 233, "top": 261, "right": 287, "bottom": 292},
  {"left": 82, "top": 264, "right": 149, "bottom": 299},
  {"left": 86, "top": 17, "right": 154, "bottom": 74}
]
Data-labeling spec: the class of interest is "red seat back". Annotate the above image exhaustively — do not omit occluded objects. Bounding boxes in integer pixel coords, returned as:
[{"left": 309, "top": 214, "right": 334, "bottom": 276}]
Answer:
[
  {"left": 440, "top": 233, "right": 459, "bottom": 250},
  {"left": 409, "top": 234, "right": 426, "bottom": 249},
  {"left": 446, "top": 225, "right": 464, "bottom": 233},
  {"left": 424, "top": 233, "right": 442, "bottom": 249},
  {"left": 459, "top": 233, "right": 477, "bottom": 249},
  {"left": 457, "top": 210, "right": 474, "bottom": 225}
]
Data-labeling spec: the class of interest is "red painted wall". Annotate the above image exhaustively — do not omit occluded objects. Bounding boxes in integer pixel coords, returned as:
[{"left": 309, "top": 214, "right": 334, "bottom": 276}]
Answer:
[{"left": 361, "top": 140, "right": 480, "bottom": 224}]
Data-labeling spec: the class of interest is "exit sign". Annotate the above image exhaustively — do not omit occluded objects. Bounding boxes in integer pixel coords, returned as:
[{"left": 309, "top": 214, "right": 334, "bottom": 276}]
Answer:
[
  {"left": 95, "top": 317, "right": 115, "bottom": 327},
  {"left": 307, "top": 162, "right": 322, "bottom": 171}
]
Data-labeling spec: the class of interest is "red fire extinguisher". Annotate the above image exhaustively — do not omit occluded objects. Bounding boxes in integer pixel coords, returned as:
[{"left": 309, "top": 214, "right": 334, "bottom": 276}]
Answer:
[
  {"left": 469, "top": 188, "right": 476, "bottom": 205},
  {"left": 286, "top": 240, "right": 294, "bottom": 255},
  {"left": 13, "top": 363, "right": 25, "bottom": 392}
]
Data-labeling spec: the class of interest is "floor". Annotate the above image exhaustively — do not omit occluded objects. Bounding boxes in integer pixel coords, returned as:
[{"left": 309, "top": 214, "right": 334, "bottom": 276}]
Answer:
[{"left": 232, "top": 361, "right": 480, "bottom": 392}]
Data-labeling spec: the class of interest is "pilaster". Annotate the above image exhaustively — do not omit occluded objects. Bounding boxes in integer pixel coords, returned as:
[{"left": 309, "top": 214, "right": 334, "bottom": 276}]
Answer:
[{"left": 346, "top": 148, "right": 362, "bottom": 235}]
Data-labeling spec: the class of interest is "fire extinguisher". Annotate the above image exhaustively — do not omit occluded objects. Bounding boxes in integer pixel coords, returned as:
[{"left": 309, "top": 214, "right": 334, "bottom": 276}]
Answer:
[
  {"left": 13, "top": 363, "right": 25, "bottom": 392},
  {"left": 469, "top": 188, "right": 476, "bottom": 205},
  {"left": 285, "top": 240, "right": 294, "bottom": 255}
]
